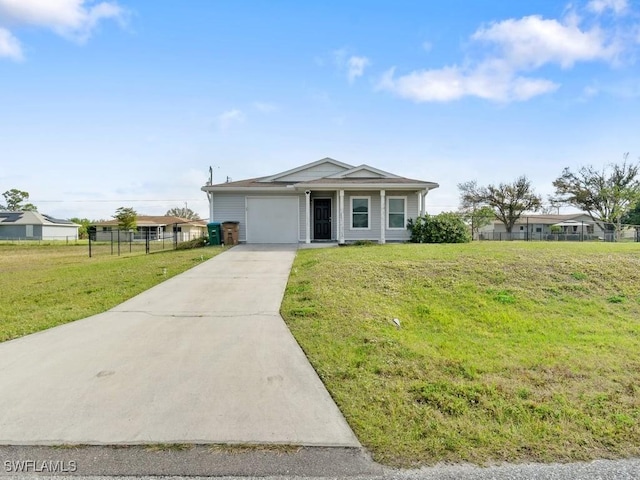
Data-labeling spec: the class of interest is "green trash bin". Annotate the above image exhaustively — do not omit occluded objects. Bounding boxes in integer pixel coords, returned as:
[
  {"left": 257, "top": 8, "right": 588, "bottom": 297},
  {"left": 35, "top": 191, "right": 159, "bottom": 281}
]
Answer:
[{"left": 207, "top": 222, "right": 222, "bottom": 246}]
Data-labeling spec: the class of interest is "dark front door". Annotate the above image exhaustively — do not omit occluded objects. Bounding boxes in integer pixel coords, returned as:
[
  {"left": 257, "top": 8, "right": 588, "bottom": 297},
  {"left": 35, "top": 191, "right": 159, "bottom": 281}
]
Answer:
[{"left": 313, "top": 199, "right": 332, "bottom": 240}]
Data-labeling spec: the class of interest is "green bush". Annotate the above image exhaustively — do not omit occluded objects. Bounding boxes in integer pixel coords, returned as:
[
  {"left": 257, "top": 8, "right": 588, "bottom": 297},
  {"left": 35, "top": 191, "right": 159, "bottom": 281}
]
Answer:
[
  {"left": 407, "top": 213, "right": 471, "bottom": 244},
  {"left": 176, "top": 237, "right": 207, "bottom": 250}
]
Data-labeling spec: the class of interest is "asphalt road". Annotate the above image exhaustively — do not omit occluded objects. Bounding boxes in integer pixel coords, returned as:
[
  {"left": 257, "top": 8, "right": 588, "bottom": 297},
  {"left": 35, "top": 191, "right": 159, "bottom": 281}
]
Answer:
[{"left": 0, "top": 446, "right": 638, "bottom": 479}]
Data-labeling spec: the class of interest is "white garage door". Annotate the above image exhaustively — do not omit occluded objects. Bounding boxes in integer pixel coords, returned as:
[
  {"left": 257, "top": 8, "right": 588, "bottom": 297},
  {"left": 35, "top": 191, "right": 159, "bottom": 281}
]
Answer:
[{"left": 246, "top": 197, "right": 299, "bottom": 244}]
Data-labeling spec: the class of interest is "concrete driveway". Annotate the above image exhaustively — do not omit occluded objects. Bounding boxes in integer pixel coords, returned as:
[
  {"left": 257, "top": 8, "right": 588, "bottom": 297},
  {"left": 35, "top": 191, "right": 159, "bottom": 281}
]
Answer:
[{"left": 0, "top": 244, "right": 359, "bottom": 447}]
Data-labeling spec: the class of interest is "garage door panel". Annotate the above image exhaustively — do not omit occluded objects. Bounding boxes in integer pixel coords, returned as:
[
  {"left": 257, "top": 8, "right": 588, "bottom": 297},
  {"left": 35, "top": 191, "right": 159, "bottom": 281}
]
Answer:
[{"left": 247, "top": 197, "right": 299, "bottom": 244}]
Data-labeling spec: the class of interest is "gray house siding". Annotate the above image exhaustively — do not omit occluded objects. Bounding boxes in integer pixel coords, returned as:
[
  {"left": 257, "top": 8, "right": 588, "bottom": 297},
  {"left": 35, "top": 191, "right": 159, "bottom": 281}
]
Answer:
[
  {"left": 297, "top": 193, "right": 306, "bottom": 242},
  {"left": 0, "top": 224, "right": 77, "bottom": 240},
  {"left": 211, "top": 193, "right": 249, "bottom": 242},
  {"left": 0, "top": 225, "right": 26, "bottom": 239},
  {"left": 344, "top": 191, "right": 413, "bottom": 242},
  {"left": 386, "top": 190, "right": 418, "bottom": 242},
  {"left": 212, "top": 192, "right": 307, "bottom": 243},
  {"left": 345, "top": 191, "right": 381, "bottom": 242},
  {"left": 276, "top": 164, "right": 348, "bottom": 182},
  {"left": 211, "top": 189, "right": 415, "bottom": 243}
]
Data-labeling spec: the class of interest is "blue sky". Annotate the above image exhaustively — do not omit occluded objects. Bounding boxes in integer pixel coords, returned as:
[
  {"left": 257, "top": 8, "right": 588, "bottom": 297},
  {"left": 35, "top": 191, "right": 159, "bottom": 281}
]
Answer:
[{"left": 1, "top": 0, "right": 639, "bottom": 220}]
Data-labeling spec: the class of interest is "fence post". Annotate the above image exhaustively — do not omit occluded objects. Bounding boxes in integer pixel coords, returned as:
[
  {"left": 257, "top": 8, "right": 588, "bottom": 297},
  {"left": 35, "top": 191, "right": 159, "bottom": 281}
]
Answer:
[
  {"left": 117, "top": 230, "right": 121, "bottom": 256},
  {"left": 110, "top": 230, "right": 114, "bottom": 255},
  {"left": 174, "top": 223, "right": 178, "bottom": 250},
  {"left": 146, "top": 229, "right": 150, "bottom": 254}
]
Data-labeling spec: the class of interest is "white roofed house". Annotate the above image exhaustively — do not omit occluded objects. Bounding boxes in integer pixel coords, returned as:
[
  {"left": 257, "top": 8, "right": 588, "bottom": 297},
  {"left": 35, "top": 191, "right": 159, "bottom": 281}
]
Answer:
[
  {"left": 0, "top": 211, "right": 80, "bottom": 241},
  {"left": 201, "top": 157, "right": 439, "bottom": 244},
  {"left": 90, "top": 216, "right": 207, "bottom": 242},
  {"left": 478, "top": 213, "right": 606, "bottom": 241}
]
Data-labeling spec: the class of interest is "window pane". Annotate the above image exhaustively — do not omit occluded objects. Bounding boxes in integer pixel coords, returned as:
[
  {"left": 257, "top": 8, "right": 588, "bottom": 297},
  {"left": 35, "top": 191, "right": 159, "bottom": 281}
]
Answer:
[
  {"left": 353, "top": 198, "right": 368, "bottom": 213},
  {"left": 353, "top": 213, "right": 368, "bottom": 228},
  {"left": 389, "top": 213, "right": 404, "bottom": 228},
  {"left": 389, "top": 198, "right": 404, "bottom": 214}
]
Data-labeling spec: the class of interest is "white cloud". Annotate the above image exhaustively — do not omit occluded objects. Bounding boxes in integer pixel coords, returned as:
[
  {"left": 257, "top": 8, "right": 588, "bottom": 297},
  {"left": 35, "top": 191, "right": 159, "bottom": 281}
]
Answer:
[
  {"left": 0, "top": 0, "right": 125, "bottom": 60},
  {"left": 379, "top": 64, "right": 558, "bottom": 103},
  {"left": 379, "top": 9, "right": 626, "bottom": 103},
  {"left": 216, "top": 109, "right": 245, "bottom": 130},
  {"left": 0, "top": 27, "right": 22, "bottom": 60},
  {"left": 331, "top": 49, "right": 370, "bottom": 83},
  {"left": 472, "top": 15, "right": 620, "bottom": 69},
  {"left": 347, "top": 55, "right": 370, "bottom": 83},
  {"left": 587, "top": 0, "right": 628, "bottom": 15}
]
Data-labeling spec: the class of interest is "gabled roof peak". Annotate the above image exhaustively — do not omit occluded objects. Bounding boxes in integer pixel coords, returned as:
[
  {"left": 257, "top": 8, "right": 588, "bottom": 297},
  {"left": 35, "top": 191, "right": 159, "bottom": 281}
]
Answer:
[
  {"left": 326, "top": 164, "right": 401, "bottom": 179},
  {"left": 261, "top": 157, "right": 354, "bottom": 182}
]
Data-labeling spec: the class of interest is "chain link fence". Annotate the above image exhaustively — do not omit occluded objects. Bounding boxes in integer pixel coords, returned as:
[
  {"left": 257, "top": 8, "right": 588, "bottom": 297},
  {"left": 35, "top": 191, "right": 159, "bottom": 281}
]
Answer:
[
  {"left": 477, "top": 225, "right": 640, "bottom": 242},
  {"left": 88, "top": 223, "right": 207, "bottom": 257},
  {"left": 0, "top": 236, "right": 80, "bottom": 244}
]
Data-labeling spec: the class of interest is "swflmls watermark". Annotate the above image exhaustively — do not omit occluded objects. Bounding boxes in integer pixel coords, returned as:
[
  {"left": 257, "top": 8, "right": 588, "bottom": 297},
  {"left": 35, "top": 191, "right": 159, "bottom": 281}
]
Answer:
[{"left": 4, "top": 460, "right": 77, "bottom": 473}]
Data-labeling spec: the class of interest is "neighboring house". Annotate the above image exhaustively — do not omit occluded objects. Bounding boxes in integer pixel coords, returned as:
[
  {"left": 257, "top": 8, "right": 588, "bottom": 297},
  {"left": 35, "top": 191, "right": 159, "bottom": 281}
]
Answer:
[
  {"left": 0, "top": 211, "right": 79, "bottom": 241},
  {"left": 91, "top": 216, "right": 207, "bottom": 241},
  {"left": 478, "top": 213, "right": 605, "bottom": 240},
  {"left": 201, "top": 157, "right": 439, "bottom": 244}
]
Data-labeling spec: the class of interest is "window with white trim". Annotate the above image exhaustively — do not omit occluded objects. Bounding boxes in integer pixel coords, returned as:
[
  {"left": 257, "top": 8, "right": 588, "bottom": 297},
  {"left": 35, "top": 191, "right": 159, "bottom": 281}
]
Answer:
[
  {"left": 351, "top": 197, "right": 370, "bottom": 229},
  {"left": 387, "top": 197, "right": 406, "bottom": 229}
]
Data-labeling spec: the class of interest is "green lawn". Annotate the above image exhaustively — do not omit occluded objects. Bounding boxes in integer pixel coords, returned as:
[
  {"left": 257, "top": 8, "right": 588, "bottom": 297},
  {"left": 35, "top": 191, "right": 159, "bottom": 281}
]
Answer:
[
  {"left": 281, "top": 242, "right": 640, "bottom": 467},
  {"left": 0, "top": 243, "right": 224, "bottom": 342}
]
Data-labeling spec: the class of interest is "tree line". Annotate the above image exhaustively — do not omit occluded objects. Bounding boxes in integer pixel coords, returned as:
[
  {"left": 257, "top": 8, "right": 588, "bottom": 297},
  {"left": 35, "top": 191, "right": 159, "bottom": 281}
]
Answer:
[{"left": 458, "top": 154, "right": 640, "bottom": 240}]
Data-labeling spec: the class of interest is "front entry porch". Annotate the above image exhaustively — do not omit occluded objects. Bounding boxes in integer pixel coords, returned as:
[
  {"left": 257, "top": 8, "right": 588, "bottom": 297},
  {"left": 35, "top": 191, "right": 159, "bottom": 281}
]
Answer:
[{"left": 303, "top": 189, "right": 430, "bottom": 245}]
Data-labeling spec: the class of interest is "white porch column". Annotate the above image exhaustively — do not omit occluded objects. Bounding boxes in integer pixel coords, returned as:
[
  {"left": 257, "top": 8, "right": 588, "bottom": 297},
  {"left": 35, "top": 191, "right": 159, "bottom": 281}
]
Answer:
[
  {"left": 380, "top": 189, "right": 386, "bottom": 244},
  {"left": 338, "top": 190, "right": 345, "bottom": 244},
  {"left": 417, "top": 191, "right": 422, "bottom": 217},
  {"left": 305, "top": 190, "right": 311, "bottom": 244}
]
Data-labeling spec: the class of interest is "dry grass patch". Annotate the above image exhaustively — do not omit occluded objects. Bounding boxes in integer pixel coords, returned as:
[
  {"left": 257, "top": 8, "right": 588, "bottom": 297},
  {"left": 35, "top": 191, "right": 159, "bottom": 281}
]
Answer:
[{"left": 281, "top": 242, "right": 640, "bottom": 467}]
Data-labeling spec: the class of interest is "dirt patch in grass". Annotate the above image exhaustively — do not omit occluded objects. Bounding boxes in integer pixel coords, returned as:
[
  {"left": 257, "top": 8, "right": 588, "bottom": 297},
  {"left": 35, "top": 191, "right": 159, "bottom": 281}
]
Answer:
[{"left": 281, "top": 242, "right": 640, "bottom": 467}]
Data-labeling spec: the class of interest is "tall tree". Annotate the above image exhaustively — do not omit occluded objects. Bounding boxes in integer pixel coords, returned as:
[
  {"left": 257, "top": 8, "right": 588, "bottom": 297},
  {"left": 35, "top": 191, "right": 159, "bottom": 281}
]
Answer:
[
  {"left": 552, "top": 155, "right": 640, "bottom": 239},
  {"left": 621, "top": 200, "right": 640, "bottom": 226},
  {"left": 459, "top": 176, "right": 542, "bottom": 233},
  {"left": 114, "top": 207, "right": 137, "bottom": 231},
  {"left": 457, "top": 181, "right": 496, "bottom": 238},
  {"left": 1, "top": 189, "right": 38, "bottom": 211},
  {"left": 165, "top": 207, "right": 199, "bottom": 220},
  {"left": 466, "top": 205, "right": 495, "bottom": 238}
]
